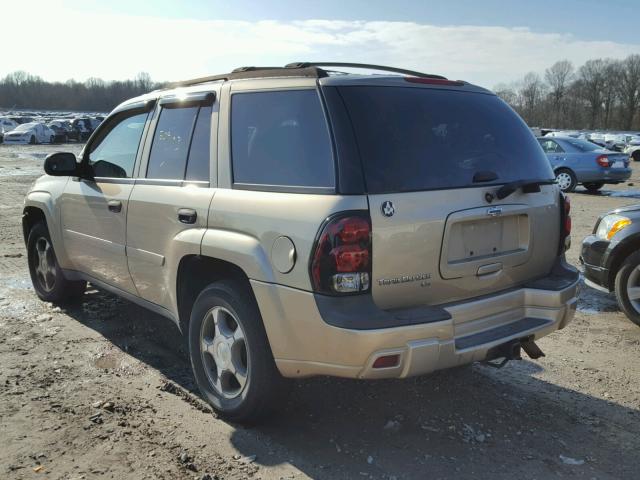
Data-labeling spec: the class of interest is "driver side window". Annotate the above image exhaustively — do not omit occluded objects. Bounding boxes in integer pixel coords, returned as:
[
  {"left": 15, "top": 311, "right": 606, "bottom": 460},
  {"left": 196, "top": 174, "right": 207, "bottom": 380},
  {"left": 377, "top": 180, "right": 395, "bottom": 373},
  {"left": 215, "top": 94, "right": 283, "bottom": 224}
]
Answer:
[{"left": 88, "top": 110, "right": 149, "bottom": 178}]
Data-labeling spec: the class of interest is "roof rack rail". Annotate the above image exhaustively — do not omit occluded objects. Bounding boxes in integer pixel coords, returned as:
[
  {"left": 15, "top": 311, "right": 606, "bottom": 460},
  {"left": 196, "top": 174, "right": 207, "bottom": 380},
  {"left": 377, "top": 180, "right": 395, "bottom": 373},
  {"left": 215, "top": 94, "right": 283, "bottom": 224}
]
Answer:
[
  {"left": 165, "top": 62, "right": 446, "bottom": 90},
  {"left": 166, "top": 65, "right": 327, "bottom": 89},
  {"left": 284, "top": 62, "right": 446, "bottom": 79}
]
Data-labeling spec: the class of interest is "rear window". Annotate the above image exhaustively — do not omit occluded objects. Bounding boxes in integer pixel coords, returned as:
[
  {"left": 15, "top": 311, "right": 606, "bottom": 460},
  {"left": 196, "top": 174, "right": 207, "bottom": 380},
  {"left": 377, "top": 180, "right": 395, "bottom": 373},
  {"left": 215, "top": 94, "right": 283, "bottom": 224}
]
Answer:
[
  {"left": 231, "top": 90, "right": 335, "bottom": 189},
  {"left": 338, "top": 86, "right": 554, "bottom": 194},
  {"left": 564, "top": 138, "right": 603, "bottom": 152}
]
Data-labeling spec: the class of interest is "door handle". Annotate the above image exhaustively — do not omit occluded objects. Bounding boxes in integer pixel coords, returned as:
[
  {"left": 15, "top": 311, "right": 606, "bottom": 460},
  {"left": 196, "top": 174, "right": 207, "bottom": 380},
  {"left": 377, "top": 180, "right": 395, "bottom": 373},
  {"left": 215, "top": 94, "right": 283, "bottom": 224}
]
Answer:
[
  {"left": 178, "top": 208, "right": 197, "bottom": 224},
  {"left": 108, "top": 200, "right": 122, "bottom": 213}
]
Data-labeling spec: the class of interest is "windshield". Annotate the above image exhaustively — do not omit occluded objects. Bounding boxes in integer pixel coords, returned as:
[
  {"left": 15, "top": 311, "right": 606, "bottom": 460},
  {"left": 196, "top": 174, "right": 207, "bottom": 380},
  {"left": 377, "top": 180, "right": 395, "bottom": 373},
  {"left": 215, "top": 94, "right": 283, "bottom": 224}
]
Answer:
[
  {"left": 14, "top": 123, "right": 37, "bottom": 132},
  {"left": 565, "top": 138, "right": 606, "bottom": 152},
  {"left": 338, "top": 86, "right": 554, "bottom": 194}
]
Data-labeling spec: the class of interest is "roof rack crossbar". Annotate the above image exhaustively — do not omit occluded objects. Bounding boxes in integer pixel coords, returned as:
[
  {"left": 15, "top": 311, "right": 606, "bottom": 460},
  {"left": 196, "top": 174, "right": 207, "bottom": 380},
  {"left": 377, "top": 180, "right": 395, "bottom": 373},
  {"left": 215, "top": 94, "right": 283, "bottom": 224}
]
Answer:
[{"left": 284, "top": 62, "right": 446, "bottom": 79}]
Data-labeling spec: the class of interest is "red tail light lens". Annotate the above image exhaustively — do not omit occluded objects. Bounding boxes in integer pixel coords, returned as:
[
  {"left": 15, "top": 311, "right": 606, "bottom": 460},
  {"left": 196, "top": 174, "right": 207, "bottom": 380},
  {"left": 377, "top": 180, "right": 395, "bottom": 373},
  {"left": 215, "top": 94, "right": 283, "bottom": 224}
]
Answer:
[
  {"left": 310, "top": 213, "right": 372, "bottom": 295},
  {"left": 596, "top": 155, "right": 610, "bottom": 167}
]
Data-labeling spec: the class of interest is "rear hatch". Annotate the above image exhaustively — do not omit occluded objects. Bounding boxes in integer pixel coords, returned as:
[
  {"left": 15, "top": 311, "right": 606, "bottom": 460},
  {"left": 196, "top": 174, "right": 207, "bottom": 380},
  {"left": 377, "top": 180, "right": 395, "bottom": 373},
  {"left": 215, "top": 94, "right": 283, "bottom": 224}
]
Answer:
[{"left": 336, "top": 82, "right": 560, "bottom": 310}]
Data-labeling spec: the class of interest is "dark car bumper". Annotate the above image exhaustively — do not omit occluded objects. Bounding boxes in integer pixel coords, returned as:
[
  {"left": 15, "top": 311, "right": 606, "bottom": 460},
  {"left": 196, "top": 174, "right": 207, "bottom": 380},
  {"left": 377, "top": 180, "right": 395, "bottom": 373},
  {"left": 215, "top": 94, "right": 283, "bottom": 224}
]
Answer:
[
  {"left": 580, "top": 168, "right": 632, "bottom": 184},
  {"left": 580, "top": 234, "right": 611, "bottom": 291}
]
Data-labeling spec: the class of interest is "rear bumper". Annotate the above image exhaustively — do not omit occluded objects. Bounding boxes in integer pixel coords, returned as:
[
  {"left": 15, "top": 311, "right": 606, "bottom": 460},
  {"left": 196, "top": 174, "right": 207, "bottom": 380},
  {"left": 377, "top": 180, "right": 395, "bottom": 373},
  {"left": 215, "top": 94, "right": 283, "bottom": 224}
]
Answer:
[
  {"left": 579, "top": 168, "right": 631, "bottom": 184},
  {"left": 252, "top": 262, "right": 579, "bottom": 379}
]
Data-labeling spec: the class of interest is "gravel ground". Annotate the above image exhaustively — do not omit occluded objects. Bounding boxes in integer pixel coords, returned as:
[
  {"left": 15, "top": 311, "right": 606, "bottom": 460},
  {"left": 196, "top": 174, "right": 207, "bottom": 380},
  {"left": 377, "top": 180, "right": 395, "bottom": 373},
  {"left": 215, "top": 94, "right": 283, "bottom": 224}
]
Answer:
[{"left": 1, "top": 143, "right": 639, "bottom": 480}]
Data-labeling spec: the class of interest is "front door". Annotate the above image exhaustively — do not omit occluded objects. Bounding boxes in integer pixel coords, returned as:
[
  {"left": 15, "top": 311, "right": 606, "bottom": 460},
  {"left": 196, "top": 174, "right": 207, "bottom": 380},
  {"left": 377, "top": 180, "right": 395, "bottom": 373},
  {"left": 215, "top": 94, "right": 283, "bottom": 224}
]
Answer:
[{"left": 59, "top": 106, "right": 151, "bottom": 293}]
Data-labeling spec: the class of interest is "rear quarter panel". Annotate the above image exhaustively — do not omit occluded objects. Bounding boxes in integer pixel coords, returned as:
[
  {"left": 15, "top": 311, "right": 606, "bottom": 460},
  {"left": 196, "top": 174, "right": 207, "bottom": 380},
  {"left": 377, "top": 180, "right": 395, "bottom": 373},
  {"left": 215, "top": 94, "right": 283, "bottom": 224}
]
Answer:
[{"left": 203, "top": 189, "right": 368, "bottom": 289}]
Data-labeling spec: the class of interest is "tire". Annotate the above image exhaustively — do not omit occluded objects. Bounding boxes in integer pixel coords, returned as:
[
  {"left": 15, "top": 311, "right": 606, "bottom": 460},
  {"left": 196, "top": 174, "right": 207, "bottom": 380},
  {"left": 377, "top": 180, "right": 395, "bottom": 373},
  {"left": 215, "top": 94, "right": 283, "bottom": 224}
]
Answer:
[
  {"left": 29, "top": 135, "right": 36, "bottom": 145},
  {"left": 49, "top": 135, "right": 54, "bottom": 144},
  {"left": 188, "top": 279, "right": 288, "bottom": 423},
  {"left": 27, "top": 222, "right": 86, "bottom": 303},
  {"left": 632, "top": 150, "right": 640, "bottom": 162},
  {"left": 584, "top": 182, "right": 604, "bottom": 192},
  {"left": 615, "top": 251, "right": 640, "bottom": 327},
  {"left": 555, "top": 168, "right": 577, "bottom": 193}
]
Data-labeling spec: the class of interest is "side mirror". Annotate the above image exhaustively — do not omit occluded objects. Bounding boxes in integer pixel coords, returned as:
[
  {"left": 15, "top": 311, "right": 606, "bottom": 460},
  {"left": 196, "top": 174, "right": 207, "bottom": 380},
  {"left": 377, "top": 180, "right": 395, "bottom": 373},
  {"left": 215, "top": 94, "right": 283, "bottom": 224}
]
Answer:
[{"left": 44, "top": 152, "right": 80, "bottom": 176}]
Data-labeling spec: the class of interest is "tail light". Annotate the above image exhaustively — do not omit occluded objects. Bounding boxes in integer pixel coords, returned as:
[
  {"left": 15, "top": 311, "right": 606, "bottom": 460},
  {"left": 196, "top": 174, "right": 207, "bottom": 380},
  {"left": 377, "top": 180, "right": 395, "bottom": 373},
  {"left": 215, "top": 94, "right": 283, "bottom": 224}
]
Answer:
[
  {"left": 596, "top": 155, "right": 610, "bottom": 167},
  {"left": 559, "top": 193, "right": 571, "bottom": 253},
  {"left": 310, "top": 212, "right": 372, "bottom": 295}
]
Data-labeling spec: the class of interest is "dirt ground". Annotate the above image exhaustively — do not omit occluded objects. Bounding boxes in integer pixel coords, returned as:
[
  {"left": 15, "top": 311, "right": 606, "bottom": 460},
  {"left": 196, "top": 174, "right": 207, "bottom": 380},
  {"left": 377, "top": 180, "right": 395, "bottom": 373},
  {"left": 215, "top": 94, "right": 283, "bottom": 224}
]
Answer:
[{"left": 1, "top": 144, "right": 639, "bottom": 480}]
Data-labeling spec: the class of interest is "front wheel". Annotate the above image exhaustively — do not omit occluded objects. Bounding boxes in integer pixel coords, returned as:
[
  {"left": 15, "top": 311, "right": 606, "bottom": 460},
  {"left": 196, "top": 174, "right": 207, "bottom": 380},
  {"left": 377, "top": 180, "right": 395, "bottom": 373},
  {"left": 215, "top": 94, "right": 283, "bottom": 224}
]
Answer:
[
  {"left": 555, "top": 169, "right": 577, "bottom": 193},
  {"left": 584, "top": 182, "right": 604, "bottom": 192},
  {"left": 29, "top": 135, "right": 36, "bottom": 145},
  {"left": 632, "top": 150, "right": 640, "bottom": 162},
  {"left": 614, "top": 251, "right": 640, "bottom": 327},
  {"left": 188, "top": 280, "right": 287, "bottom": 423},
  {"left": 27, "top": 222, "right": 86, "bottom": 303}
]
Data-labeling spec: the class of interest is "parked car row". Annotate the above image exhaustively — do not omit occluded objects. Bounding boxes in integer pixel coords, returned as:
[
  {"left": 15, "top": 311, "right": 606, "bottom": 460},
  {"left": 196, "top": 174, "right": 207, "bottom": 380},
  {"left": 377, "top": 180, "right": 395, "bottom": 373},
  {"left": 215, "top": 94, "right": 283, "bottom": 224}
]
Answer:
[{"left": 0, "top": 112, "right": 104, "bottom": 144}]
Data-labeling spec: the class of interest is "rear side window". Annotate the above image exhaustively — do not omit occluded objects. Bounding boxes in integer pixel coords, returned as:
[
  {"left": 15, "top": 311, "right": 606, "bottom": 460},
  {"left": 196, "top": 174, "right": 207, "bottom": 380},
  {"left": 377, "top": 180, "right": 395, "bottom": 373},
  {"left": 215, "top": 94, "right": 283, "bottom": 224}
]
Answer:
[
  {"left": 338, "top": 86, "right": 554, "bottom": 194},
  {"left": 147, "top": 106, "right": 199, "bottom": 180},
  {"left": 231, "top": 90, "right": 334, "bottom": 189},
  {"left": 538, "top": 139, "right": 564, "bottom": 153}
]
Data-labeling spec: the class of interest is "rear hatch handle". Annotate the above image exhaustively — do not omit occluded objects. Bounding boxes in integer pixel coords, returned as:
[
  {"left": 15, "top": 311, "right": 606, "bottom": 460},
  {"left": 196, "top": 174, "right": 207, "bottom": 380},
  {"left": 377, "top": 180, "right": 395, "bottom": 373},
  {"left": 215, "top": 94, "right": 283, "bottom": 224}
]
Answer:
[{"left": 496, "top": 179, "right": 555, "bottom": 200}]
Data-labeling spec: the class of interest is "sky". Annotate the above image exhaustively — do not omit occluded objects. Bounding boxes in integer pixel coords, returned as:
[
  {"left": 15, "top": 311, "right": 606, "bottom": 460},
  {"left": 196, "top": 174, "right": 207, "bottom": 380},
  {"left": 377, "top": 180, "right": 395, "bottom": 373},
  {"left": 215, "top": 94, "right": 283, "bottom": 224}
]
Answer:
[{"left": 4, "top": 0, "right": 640, "bottom": 88}]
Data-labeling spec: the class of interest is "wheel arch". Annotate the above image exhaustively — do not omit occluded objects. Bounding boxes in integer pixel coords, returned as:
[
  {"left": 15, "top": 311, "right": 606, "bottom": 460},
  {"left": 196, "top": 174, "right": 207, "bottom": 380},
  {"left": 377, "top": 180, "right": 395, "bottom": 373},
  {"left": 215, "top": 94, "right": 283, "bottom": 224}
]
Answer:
[
  {"left": 606, "top": 233, "right": 640, "bottom": 290},
  {"left": 176, "top": 255, "right": 257, "bottom": 335}
]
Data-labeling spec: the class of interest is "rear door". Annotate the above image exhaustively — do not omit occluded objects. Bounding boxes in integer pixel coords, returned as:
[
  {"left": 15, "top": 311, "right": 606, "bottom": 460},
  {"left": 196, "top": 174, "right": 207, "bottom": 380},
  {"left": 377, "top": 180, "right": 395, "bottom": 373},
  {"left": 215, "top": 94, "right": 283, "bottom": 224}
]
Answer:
[
  {"left": 126, "top": 90, "right": 218, "bottom": 311},
  {"left": 337, "top": 85, "right": 560, "bottom": 309}
]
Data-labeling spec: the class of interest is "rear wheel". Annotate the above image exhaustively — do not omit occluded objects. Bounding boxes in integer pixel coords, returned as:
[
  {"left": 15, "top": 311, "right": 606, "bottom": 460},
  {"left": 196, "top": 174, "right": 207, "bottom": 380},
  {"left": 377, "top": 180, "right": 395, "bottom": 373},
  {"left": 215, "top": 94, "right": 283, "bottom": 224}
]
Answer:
[
  {"left": 188, "top": 279, "right": 287, "bottom": 423},
  {"left": 584, "top": 182, "right": 604, "bottom": 192},
  {"left": 27, "top": 222, "right": 86, "bottom": 303},
  {"left": 49, "top": 135, "right": 54, "bottom": 144},
  {"left": 555, "top": 169, "right": 577, "bottom": 193},
  {"left": 29, "top": 135, "right": 36, "bottom": 145},
  {"left": 632, "top": 150, "right": 640, "bottom": 162},
  {"left": 614, "top": 251, "right": 640, "bottom": 327}
]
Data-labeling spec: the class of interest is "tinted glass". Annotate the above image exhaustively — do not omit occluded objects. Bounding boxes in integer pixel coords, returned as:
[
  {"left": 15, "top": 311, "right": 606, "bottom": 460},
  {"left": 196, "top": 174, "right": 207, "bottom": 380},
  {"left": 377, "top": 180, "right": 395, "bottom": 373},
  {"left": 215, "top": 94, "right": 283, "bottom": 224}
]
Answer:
[
  {"left": 147, "top": 106, "right": 199, "bottom": 179},
  {"left": 565, "top": 138, "right": 603, "bottom": 152},
  {"left": 231, "top": 90, "right": 334, "bottom": 188},
  {"left": 538, "top": 139, "right": 564, "bottom": 153},
  {"left": 185, "top": 106, "right": 212, "bottom": 182},
  {"left": 338, "top": 87, "right": 554, "bottom": 194},
  {"left": 88, "top": 111, "right": 148, "bottom": 178}
]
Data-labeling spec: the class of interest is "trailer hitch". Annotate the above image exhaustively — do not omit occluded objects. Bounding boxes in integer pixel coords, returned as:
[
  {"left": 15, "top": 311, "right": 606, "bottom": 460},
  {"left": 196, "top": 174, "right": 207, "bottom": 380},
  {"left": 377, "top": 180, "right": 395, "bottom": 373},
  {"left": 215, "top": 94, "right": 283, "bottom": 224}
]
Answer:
[{"left": 483, "top": 337, "right": 545, "bottom": 368}]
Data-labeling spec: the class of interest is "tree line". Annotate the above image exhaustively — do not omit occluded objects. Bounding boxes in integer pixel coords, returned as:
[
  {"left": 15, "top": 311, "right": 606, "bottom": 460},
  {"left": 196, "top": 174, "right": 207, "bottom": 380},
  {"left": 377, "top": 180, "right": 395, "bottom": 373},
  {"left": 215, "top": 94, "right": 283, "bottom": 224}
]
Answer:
[
  {"left": 0, "top": 72, "right": 161, "bottom": 112},
  {"left": 494, "top": 54, "right": 640, "bottom": 131},
  {"left": 2, "top": 56, "right": 640, "bottom": 131}
]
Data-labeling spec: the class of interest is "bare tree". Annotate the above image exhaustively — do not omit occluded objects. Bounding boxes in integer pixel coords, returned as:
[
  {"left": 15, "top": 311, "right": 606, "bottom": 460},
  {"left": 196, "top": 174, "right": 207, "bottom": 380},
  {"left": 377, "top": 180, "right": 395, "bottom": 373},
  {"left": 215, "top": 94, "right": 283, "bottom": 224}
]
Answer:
[
  {"left": 618, "top": 54, "right": 640, "bottom": 130},
  {"left": 545, "top": 60, "right": 574, "bottom": 128},
  {"left": 577, "top": 59, "right": 607, "bottom": 129},
  {"left": 518, "top": 73, "right": 545, "bottom": 125},
  {"left": 601, "top": 59, "right": 621, "bottom": 129}
]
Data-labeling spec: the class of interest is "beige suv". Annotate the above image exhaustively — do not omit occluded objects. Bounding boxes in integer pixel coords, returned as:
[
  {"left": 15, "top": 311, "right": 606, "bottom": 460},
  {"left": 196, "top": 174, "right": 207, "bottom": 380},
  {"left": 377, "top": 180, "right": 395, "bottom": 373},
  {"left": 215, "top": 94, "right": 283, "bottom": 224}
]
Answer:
[{"left": 23, "top": 63, "right": 579, "bottom": 422}]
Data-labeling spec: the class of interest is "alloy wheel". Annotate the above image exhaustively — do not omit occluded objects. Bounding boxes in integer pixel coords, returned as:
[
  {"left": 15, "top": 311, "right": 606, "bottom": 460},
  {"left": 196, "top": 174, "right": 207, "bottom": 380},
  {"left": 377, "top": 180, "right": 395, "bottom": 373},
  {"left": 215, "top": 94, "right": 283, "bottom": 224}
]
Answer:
[
  {"left": 626, "top": 266, "right": 640, "bottom": 313},
  {"left": 199, "top": 306, "right": 249, "bottom": 399},
  {"left": 34, "top": 237, "right": 56, "bottom": 292},
  {"left": 556, "top": 172, "right": 572, "bottom": 191}
]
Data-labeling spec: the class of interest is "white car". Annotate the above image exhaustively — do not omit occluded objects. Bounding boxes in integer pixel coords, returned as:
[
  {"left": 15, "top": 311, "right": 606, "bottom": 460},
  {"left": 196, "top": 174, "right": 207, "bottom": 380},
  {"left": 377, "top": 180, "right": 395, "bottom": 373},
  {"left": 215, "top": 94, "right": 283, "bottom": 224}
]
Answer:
[{"left": 2, "top": 122, "right": 56, "bottom": 144}]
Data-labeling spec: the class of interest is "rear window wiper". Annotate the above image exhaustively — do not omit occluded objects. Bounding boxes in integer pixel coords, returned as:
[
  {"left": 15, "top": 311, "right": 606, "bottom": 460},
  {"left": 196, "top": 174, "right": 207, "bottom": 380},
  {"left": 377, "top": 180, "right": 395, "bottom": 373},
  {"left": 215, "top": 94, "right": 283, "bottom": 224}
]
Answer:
[{"left": 496, "top": 179, "right": 555, "bottom": 200}]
